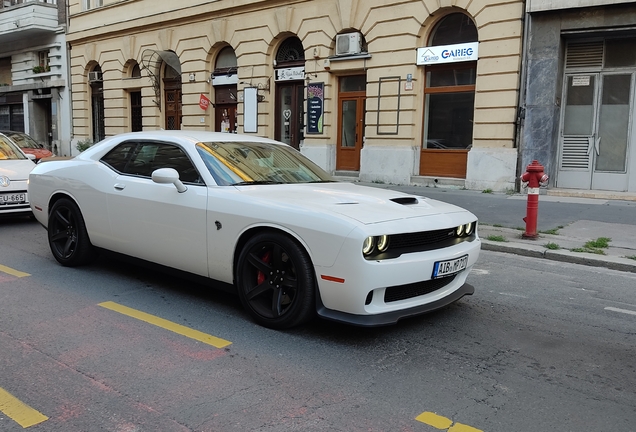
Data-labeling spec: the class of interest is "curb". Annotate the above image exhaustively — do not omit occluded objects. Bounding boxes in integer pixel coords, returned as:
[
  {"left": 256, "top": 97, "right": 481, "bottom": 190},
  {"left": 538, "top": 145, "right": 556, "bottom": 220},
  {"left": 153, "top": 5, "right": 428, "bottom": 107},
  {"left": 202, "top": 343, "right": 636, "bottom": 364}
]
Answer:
[{"left": 481, "top": 240, "right": 636, "bottom": 273}]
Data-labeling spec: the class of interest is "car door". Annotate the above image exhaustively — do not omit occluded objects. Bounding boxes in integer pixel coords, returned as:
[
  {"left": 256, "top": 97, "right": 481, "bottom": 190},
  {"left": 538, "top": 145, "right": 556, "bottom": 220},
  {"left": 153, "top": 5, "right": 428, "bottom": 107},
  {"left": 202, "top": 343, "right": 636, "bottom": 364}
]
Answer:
[{"left": 100, "top": 140, "right": 209, "bottom": 276}]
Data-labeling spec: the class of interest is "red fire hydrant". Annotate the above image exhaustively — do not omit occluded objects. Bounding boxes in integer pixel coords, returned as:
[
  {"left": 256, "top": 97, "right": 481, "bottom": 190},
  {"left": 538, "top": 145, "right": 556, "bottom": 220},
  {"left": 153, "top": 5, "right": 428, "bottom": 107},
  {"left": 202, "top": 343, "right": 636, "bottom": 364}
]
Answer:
[{"left": 520, "top": 160, "right": 549, "bottom": 239}]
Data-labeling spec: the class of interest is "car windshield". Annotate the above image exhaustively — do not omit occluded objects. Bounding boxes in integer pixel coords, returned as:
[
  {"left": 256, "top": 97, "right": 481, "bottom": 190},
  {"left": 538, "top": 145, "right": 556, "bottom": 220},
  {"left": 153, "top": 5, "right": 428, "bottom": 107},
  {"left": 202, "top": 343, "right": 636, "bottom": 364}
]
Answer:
[
  {"left": 196, "top": 141, "right": 335, "bottom": 186},
  {"left": 0, "top": 137, "right": 27, "bottom": 160},
  {"left": 4, "top": 132, "right": 41, "bottom": 149}
]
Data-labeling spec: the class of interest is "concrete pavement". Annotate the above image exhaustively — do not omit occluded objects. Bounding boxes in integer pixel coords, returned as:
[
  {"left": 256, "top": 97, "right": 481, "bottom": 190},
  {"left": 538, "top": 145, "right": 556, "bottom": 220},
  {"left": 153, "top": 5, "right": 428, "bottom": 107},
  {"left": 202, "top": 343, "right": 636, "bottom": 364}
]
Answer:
[{"left": 346, "top": 180, "right": 636, "bottom": 274}]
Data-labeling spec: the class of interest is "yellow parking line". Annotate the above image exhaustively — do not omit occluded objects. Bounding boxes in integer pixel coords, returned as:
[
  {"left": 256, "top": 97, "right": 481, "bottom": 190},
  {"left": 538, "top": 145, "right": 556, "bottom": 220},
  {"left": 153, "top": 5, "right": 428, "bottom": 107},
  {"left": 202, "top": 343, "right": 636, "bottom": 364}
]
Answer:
[
  {"left": 0, "top": 387, "right": 48, "bottom": 428},
  {"left": 0, "top": 264, "right": 30, "bottom": 278},
  {"left": 98, "top": 301, "right": 232, "bottom": 349},
  {"left": 415, "top": 411, "right": 483, "bottom": 432}
]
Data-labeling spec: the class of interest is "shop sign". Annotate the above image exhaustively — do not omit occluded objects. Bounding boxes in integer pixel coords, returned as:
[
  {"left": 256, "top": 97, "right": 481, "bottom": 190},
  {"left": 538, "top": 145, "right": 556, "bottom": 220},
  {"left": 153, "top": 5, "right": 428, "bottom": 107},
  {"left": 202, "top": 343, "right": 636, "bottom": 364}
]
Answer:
[
  {"left": 199, "top": 94, "right": 211, "bottom": 110},
  {"left": 306, "top": 82, "right": 324, "bottom": 134},
  {"left": 275, "top": 67, "right": 305, "bottom": 81},
  {"left": 416, "top": 42, "right": 479, "bottom": 66}
]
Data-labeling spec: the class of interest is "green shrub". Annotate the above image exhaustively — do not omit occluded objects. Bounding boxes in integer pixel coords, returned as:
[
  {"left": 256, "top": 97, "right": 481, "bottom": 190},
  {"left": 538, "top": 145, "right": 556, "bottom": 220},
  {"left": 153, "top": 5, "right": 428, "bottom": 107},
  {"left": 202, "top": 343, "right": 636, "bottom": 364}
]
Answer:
[{"left": 76, "top": 138, "right": 94, "bottom": 152}]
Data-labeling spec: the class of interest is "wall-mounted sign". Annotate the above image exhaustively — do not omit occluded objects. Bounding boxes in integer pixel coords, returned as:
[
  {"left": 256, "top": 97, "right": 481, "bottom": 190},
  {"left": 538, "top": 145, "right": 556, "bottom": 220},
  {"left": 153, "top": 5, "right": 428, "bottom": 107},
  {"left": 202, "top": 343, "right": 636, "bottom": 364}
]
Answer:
[
  {"left": 306, "top": 82, "right": 324, "bottom": 134},
  {"left": 416, "top": 42, "right": 479, "bottom": 66},
  {"left": 572, "top": 75, "right": 591, "bottom": 86},
  {"left": 275, "top": 66, "right": 305, "bottom": 81},
  {"left": 199, "top": 94, "right": 211, "bottom": 110}
]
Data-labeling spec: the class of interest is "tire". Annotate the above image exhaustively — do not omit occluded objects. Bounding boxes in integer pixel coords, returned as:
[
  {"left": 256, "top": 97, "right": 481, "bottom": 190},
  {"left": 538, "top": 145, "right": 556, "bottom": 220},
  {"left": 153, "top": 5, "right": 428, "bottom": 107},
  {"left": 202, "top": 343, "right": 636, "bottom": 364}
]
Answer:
[
  {"left": 48, "top": 198, "right": 98, "bottom": 267},
  {"left": 236, "top": 232, "right": 316, "bottom": 329}
]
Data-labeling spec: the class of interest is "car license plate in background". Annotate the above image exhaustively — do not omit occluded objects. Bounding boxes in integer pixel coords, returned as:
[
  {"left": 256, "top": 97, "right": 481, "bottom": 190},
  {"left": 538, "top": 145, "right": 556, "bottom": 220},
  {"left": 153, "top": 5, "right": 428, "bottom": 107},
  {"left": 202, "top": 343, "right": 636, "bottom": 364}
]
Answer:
[
  {"left": 0, "top": 193, "right": 26, "bottom": 204},
  {"left": 432, "top": 255, "right": 468, "bottom": 278}
]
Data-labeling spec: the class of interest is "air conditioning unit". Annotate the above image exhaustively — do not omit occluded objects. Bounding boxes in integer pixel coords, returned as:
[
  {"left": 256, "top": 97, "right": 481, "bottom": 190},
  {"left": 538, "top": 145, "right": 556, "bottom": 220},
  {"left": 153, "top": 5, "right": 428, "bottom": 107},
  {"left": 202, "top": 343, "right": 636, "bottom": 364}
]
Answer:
[
  {"left": 88, "top": 71, "right": 103, "bottom": 82},
  {"left": 336, "top": 32, "right": 362, "bottom": 56}
]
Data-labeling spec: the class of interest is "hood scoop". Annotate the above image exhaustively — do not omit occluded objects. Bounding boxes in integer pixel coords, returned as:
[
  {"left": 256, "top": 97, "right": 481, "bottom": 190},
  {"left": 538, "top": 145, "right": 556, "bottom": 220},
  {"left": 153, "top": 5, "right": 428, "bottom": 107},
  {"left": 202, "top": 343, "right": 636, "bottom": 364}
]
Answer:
[{"left": 391, "top": 197, "right": 419, "bottom": 205}]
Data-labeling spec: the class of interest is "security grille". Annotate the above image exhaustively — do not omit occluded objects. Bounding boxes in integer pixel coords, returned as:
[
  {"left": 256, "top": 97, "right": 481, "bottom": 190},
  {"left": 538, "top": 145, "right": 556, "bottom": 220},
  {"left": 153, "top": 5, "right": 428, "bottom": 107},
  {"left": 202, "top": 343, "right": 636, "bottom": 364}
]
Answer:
[{"left": 565, "top": 41, "right": 603, "bottom": 69}]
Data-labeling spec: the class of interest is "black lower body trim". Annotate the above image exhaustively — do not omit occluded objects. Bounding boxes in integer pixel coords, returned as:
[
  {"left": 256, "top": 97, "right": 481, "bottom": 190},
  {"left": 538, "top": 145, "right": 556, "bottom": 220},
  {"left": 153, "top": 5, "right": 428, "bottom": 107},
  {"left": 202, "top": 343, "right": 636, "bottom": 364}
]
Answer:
[{"left": 316, "top": 283, "right": 474, "bottom": 327}]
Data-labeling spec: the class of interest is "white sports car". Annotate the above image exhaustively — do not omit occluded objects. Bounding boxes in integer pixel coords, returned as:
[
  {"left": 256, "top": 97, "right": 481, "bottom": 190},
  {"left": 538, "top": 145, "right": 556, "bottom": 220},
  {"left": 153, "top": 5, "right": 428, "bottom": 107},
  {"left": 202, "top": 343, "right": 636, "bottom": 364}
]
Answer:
[
  {"left": 0, "top": 134, "right": 35, "bottom": 215},
  {"left": 29, "top": 131, "right": 480, "bottom": 329}
]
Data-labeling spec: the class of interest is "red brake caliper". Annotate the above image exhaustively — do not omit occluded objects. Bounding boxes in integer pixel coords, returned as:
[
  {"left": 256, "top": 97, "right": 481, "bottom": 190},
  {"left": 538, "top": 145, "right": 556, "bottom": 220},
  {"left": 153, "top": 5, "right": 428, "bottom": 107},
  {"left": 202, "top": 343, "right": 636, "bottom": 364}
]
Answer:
[{"left": 257, "top": 251, "right": 271, "bottom": 285}]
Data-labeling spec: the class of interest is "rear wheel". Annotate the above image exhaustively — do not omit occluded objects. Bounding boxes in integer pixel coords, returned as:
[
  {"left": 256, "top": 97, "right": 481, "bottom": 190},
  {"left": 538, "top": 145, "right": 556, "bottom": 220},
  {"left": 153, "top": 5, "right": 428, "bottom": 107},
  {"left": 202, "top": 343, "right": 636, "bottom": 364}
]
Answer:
[
  {"left": 236, "top": 232, "right": 315, "bottom": 329},
  {"left": 48, "top": 198, "right": 97, "bottom": 266}
]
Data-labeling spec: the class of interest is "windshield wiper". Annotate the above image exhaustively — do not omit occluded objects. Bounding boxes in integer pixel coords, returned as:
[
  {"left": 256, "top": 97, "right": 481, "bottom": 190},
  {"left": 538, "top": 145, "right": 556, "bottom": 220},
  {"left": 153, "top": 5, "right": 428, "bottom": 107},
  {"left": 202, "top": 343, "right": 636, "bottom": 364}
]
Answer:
[{"left": 231, "top": 180, "right": 284, "bottom": 186}]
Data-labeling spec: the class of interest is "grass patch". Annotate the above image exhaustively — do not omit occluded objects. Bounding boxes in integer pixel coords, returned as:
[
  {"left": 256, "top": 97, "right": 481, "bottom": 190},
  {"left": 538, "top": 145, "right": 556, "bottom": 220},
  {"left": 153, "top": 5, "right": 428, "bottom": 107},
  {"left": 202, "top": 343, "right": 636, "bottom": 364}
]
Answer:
[
  {"left": 482, "top": 188, "right": 493, "bottom": 194},
  {"left": 570, "top": 237, "right": 611, "bottom": 255},
  {"left": 515, "top": 227, "right": 525, "bottom": 231},
  {"left": 486, "top": 235, "right": 507, "bottom": 242},
  {"left": 493, "top": 223, "right": 503, "bottom": 228},
  {"left": 544, "top": 242, "right": 560, "bottom": 250},
  {"left": 585, "top": 237, "right": 611, "bottom": 248},
  {"left": 540, "top": 228, "right": 559, "bottom": 235},
  {"left": 625, "top": 255, "right": 636, "bottom": 261}
]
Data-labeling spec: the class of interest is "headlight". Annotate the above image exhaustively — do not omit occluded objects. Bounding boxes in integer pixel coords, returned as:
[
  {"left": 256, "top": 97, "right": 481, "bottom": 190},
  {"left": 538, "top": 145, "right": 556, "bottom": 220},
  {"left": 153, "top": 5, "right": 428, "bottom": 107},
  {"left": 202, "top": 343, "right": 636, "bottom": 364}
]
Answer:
[
  {"left": 362, "top": 236, "right": 375, "bottom": 256},
  {"left": 377, "top": 235, "right": 390, "bottom": 252},
  {"left": 456, "top": 225, "right": 465, "bottom": 236},
  {"left": 465, "top": 222, "right": 474, "bottom": 235}
]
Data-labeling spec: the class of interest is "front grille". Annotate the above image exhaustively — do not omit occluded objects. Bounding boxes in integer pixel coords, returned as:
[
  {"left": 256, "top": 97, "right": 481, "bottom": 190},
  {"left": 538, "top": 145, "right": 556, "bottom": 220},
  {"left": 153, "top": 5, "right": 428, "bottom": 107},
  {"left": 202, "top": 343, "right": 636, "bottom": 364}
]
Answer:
[
  {"left": 366, "top": 223, "right": 477, "bottom": 260},
  {"left": 384, "top": 275, "right": 456, "bottom": 303},
  {"left": 390, "top": 228, "right": 456, "bottom": 249}
]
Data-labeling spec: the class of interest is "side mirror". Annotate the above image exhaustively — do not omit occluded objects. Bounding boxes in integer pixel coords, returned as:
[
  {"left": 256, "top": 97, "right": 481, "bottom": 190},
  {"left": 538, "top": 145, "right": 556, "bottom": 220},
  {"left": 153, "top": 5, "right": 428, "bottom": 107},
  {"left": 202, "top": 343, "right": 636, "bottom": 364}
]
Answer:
[
  {"left": 26, "top": 154, "right": 36, "bottom": 161},
  {"left": 151, "top": 168, "right": 187, "bottom": 193}
]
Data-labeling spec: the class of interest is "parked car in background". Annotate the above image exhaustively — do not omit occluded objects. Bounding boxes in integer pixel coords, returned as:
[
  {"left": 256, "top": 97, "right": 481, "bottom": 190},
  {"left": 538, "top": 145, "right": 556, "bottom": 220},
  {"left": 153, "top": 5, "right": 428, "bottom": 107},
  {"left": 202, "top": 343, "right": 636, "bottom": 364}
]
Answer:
[
  {"left": 0, "top": 135, "right": 35, "bottom": 216},
  {"left": 0, "top": 130, "right": 53, "bottom": 162},
  {"left": 29, "top": 130, "right": 480, "bottom": 329}
]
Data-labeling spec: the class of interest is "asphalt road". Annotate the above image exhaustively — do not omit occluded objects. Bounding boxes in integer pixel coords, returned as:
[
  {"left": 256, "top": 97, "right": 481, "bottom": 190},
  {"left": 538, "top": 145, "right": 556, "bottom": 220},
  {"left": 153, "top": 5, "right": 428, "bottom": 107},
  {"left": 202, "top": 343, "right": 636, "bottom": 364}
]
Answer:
[{"left": 1, "top": 217, "right": 635, "bottom": 431}]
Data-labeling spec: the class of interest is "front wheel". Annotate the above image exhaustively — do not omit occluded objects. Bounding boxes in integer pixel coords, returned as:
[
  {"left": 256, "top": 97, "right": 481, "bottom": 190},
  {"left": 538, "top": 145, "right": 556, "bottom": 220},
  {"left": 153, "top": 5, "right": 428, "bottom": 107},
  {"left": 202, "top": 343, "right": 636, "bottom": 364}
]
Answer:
[
  {"left": 48, "top": 198, "right": 97, "bottom": 266},
  {"left": 236, "top": 232, "right": 316, "bottom": 329}
]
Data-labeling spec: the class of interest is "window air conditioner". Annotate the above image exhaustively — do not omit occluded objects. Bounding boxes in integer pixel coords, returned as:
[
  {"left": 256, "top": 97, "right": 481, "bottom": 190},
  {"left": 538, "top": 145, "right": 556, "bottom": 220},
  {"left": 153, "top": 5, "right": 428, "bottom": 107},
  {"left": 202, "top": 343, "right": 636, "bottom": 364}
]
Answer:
[
  {"left": 336, "top": 32, "right": 362, "bottom": 56},
  {"left": 88, "top": 71, "right": 103, "bottom": 82}
]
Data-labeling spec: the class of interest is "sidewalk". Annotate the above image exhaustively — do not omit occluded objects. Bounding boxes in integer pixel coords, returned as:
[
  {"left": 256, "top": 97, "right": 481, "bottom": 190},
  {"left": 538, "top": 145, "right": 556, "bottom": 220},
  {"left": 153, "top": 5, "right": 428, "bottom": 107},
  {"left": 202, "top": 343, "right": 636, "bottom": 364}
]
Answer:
[{"left": 348, "top": 180, "right": 636, "bottom": 274}]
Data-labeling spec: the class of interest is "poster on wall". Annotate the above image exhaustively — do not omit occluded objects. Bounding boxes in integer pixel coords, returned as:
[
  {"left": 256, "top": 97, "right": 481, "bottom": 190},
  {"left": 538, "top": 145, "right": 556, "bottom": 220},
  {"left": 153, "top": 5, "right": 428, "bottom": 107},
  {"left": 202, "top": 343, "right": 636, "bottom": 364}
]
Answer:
[{"left": 306, "top": 82, "right": 324, "bottom": 134}]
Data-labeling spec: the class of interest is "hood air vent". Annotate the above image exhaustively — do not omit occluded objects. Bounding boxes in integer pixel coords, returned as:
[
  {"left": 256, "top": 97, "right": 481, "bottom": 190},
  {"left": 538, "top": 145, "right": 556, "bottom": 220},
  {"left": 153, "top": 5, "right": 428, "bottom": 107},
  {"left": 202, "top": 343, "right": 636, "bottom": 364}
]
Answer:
[{"left": 391, "top": 197, "right": 419, "bottom": 205}]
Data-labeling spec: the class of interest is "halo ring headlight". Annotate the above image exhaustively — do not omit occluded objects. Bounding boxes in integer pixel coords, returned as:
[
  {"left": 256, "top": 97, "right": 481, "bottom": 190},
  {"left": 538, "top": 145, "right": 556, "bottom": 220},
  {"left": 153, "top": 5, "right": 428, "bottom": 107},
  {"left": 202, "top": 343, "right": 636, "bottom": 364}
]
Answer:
[
  {"left": 377, "top": 235, "right": 390, "bottom": 252},
  {"left": 456, "top": 225, "right": 465, "bottom": 237},
  {"left": 362, "top": 236, "right": 375, "bottom": 255},
  {"left": 465, "top": 222, "right": 474, "bottom": 235}
]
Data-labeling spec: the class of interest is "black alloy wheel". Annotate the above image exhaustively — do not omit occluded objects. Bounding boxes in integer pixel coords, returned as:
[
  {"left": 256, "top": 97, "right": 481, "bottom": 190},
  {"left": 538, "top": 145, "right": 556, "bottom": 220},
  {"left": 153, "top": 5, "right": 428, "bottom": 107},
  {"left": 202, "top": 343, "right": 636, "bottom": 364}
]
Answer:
[
  {"left": 48, "top": 198, "right": 97, "bottom": 266},
  {"left": 236, "top": 232, "right": 315, "bottom": 329}
]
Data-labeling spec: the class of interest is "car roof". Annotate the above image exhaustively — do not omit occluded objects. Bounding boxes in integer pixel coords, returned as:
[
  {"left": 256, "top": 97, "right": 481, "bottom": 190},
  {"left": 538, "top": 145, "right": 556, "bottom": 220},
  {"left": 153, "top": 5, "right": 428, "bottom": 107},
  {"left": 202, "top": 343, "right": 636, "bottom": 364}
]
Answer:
[{"left": 108, "top": 130, "right": 284, "bottom": 145}]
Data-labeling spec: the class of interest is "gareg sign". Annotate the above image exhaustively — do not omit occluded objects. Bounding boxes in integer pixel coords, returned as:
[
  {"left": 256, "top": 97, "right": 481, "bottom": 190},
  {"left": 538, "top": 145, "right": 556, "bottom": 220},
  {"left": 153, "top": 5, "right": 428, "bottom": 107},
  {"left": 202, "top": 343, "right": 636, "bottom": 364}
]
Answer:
[{"left": 416, "top": 42, "right": 479, "bottom": 66}]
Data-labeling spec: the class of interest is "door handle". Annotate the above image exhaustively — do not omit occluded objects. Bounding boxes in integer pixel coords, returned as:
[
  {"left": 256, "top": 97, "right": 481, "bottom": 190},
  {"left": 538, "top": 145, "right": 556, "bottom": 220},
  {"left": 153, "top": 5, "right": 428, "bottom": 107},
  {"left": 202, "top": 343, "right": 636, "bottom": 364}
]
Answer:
[{"left": 114, "top": 183, "right": 126, "bottom": 191}]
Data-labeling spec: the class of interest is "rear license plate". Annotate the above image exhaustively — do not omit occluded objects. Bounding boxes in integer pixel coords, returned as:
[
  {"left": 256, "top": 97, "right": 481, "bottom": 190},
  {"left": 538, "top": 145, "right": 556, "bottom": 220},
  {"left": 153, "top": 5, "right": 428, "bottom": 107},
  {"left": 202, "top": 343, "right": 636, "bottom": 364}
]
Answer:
[
  {"left": 0, "top": 193, "right": 26, "bottom": 205},
  {"left": 432, "top": 255, "right": 468, "bottom": 279}
]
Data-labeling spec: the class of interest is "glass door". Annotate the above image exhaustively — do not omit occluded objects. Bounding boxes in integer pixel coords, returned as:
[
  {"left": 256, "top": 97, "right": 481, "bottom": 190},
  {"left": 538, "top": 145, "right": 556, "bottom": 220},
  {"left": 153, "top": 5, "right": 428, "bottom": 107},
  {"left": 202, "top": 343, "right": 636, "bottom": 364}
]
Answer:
[
  {"left": 336, "top": 75, "right": 366, "bottom": 171},
  {"left": 558, "top": 73, "right": 633, "bottom": 191},
  {"left": 275, "top": 83, "right": 304, "bottom": 149}
]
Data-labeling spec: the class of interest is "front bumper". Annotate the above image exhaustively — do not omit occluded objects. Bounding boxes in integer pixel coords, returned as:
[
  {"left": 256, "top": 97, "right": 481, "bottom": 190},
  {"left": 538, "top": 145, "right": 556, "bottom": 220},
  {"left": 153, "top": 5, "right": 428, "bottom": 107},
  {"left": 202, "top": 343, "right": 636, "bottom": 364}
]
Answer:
[{"left": 317, "top": 282, "right": 474, "bottom": 326}]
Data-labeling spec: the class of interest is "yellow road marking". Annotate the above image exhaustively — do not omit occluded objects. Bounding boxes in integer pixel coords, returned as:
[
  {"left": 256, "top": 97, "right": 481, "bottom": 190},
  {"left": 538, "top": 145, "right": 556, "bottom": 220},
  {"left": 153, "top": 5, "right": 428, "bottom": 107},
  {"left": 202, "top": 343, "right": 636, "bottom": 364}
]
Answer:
[
  {"left": 416, "top": 412, "right": 453, "bottom": 429},
  {"left": 415, "top": 411, "right": 483, "bottom": 432},
  {"left": 0, "top": 387, "right": 48, "bottom": 428},
  {"left": 98, "top": 301, "right": 232, "bottom": 348},
  {"left": 0, "top": 264, "right": 30, "bottom": 278}
]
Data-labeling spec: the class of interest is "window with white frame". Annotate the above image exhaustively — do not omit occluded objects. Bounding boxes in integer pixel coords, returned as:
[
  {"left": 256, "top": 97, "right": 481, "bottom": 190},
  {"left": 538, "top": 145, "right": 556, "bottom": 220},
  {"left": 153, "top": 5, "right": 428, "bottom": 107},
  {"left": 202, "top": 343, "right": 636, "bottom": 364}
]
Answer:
[{"left": 83, "top": 0, "right": 103, "bottom": 10}]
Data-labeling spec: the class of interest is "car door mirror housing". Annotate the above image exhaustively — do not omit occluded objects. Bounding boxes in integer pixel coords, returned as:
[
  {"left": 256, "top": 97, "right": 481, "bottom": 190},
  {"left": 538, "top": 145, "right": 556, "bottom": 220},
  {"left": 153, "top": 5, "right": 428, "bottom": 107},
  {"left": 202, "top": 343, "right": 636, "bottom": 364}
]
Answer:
[{"left": 151, "top": 168, "right": 188, "bottom": 193}]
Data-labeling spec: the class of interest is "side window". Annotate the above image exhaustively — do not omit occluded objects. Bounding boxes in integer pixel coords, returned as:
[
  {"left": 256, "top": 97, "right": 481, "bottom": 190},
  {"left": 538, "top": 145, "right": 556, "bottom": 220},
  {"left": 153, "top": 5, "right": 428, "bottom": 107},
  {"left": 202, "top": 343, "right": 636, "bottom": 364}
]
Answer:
[
  {"left": 101, "top": 141, "right": 203, "bottom": 183},
  {"left": 101, "top": 142, "right": 137, "bottom": 172},
  {"left": 147, "top": 144, "right": 202, "bottom": 184}
]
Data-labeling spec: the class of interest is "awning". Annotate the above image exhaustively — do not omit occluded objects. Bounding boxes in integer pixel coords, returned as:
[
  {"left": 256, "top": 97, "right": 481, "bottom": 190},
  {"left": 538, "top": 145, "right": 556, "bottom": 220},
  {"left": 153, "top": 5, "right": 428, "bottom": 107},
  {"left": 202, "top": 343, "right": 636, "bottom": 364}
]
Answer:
[{"left": 141, "top": 49, "right": 182, "bottom": 76}]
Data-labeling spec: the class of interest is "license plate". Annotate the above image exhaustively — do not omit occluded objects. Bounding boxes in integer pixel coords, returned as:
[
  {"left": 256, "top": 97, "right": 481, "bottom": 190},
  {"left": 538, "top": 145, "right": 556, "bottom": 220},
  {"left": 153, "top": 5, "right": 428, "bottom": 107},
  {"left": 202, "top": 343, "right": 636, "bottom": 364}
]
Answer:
[
  {"left": 0, "top": 193, "right": 26, "bottom": 205},
  {"left": 432, "top": 255, "right": 468, "bottom": 278}
]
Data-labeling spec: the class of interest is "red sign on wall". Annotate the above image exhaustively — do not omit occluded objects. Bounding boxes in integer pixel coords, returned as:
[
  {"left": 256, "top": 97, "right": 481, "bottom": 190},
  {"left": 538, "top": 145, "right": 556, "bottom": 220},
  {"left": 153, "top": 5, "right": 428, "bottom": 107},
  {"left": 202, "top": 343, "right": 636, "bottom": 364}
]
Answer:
[{"left": 199, "top": 94, "right": 211, "bottom": 110}]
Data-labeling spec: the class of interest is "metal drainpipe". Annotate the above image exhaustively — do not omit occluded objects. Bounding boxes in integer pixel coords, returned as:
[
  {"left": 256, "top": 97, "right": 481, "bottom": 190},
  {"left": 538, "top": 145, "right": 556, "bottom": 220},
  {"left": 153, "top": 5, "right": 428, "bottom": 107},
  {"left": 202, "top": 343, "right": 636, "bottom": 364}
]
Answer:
[{"left": 514, "top": 6, "right": 532, "bottom": 192}]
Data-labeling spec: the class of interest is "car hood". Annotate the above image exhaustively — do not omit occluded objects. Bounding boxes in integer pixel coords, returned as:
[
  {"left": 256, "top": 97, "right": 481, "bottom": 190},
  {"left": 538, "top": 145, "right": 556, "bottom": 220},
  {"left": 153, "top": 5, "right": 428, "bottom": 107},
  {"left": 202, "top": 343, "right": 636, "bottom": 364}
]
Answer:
[
  {"left": 234, "top": 182, "right": 470, "bottom": 224},
  {"left": 0, "top": 159, "right": 35, "bottom": 180}
]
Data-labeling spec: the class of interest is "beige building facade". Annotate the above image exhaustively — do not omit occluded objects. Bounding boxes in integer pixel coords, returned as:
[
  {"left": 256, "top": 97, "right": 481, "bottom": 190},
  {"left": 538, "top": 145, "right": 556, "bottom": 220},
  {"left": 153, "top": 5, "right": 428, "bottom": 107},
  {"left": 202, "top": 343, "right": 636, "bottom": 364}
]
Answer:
[{"left": 67, "top": 0, "right": 523, "bottom": 191}]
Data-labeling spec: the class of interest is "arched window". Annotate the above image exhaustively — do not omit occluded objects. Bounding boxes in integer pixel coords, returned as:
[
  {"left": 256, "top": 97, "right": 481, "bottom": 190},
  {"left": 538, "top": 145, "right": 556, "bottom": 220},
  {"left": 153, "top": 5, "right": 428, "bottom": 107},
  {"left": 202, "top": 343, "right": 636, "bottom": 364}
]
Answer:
[{"left": 423, "top": 13, "right": 477, "bottom": 151}]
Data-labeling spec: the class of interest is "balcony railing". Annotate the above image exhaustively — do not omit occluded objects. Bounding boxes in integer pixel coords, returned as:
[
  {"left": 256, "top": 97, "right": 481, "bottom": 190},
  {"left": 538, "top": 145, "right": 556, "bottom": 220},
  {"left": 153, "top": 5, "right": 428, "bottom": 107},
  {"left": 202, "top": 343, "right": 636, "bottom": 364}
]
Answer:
[{"left": 1, "top": 0, "right": 57, "bottom": 9}]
